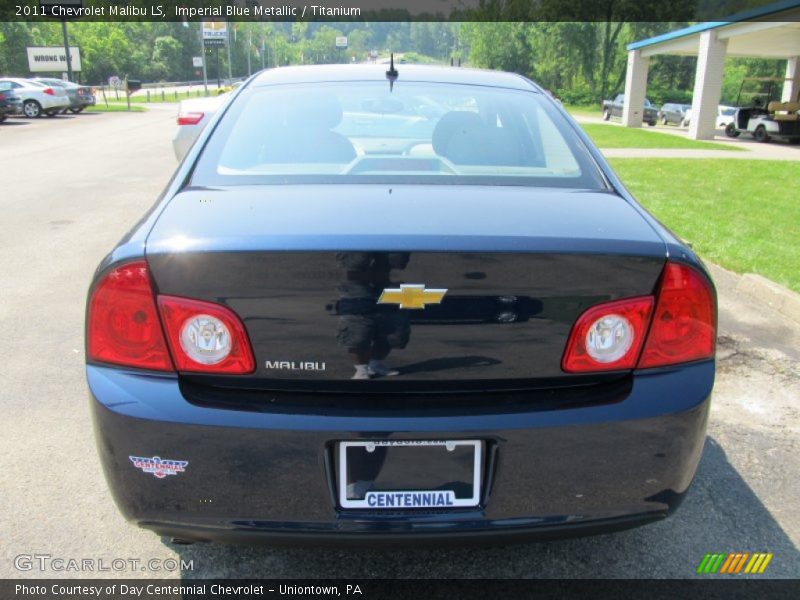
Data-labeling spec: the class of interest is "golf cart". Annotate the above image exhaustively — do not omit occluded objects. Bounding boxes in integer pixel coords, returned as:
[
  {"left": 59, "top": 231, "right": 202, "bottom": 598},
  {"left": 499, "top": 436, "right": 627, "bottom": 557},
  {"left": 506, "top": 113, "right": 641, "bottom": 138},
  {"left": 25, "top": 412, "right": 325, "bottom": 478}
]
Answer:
[{"left": 725, "top": 77, "right": 800, "bottom": 143}]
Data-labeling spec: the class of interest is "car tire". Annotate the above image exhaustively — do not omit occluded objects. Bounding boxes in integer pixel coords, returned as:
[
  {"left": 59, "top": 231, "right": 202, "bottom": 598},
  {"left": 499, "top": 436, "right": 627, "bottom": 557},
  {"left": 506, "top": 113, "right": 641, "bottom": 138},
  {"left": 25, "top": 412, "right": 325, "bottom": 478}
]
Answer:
[
  {"left": 69, "top": 107, "right": 84, "bottom": 114},
  {"left": 661, "top": 115, "right": 667, "bottom": 125},
  {"left": 725, "top": 123, "right": 740, "bottom": 138},
  {"left": 753, "top": 125, "right": 770, "bottom": 143},
  {"left": 602, "top": 109, "right": 610, "bottom": 121},
  {"left": 45, "top": 110, "right": 59, "bottom": 117},
  {"left": 23, "top": 100, "right": 42, "bottom": 118},
  {"left": 0, "top": 113, "right": 6, "bottom": 124},
  {"left": 647, "top": 121, "right": 656, "bottom": 127}
]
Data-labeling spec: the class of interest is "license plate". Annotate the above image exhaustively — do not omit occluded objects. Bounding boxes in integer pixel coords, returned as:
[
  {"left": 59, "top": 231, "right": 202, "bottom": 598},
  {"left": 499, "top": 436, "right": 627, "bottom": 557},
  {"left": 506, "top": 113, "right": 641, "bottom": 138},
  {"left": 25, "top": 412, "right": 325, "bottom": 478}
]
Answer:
[{"left": 338, "top": 440, "right": 482, "bottom": 509}]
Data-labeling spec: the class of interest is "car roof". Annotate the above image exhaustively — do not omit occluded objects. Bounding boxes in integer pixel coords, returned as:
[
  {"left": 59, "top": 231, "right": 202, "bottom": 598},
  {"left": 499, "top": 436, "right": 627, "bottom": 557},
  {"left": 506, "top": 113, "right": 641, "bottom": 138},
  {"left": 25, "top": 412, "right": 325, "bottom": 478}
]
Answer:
[{"left": 249, "top": 64, "right": 541, "bottom": 93}]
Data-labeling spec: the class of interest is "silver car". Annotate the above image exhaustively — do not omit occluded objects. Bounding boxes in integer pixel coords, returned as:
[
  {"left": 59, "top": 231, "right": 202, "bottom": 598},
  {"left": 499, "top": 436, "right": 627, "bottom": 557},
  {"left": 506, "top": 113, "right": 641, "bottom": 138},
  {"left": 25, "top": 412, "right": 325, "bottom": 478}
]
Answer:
[
  {"left": 33, "top": 78, "right": 96, "bottom": 113},
  {"left": 0, "top": 78, "right": 70, "bottom": 117}
]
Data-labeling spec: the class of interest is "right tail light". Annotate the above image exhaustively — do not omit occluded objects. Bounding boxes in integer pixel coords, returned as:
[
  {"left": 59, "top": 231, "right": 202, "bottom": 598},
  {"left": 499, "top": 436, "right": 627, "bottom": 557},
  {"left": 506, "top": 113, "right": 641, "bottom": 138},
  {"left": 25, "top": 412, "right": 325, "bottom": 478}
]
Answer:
[
  {"left": 562, "top": 261, "right": 716, "bottom": 373},
  {"left": 638, "top": 262, "right": 716, "bottom": 368}
]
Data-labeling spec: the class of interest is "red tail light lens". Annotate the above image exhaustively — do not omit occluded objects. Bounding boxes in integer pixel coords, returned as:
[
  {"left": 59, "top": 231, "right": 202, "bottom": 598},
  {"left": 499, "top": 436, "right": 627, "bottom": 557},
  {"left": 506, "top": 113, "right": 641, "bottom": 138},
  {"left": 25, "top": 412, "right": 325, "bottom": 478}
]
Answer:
[
  {"left": 87, "top": 261, "right": 173, "bottom": 371},
  {"left": 158, "top": 296, "right": 255, "bottom": 374},
  {"left": 561, "top": 261, "right": 716, "bottom": 374},
  {"left": 43, "top": 87, "right": 55, "bottom": 96},
  {"left": 562, "top": 297, "right": 654, "bottom": 372},
  {"left": 638, "top": 262, "right": 716, "bottom": 368},
  {"left": 177, "top": 111, "right": 204, "bottom": 126}
]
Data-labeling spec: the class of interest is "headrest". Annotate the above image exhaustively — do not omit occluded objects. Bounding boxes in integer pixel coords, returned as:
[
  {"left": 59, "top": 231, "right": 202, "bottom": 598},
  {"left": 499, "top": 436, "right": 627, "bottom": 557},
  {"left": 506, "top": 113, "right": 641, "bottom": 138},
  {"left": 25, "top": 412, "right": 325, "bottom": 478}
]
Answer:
[
  {"left": 767, "top": 101, "right": 782, "bottom": 112},
  {"left": 432, "top": 111, "right": 487, "bottom": 157}
]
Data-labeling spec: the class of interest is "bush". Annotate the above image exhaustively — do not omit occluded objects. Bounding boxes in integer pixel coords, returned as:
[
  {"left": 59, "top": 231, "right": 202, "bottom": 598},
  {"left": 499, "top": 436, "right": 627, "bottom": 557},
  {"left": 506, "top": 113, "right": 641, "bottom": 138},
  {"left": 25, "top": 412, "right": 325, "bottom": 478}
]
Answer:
[{"left": 556, "top": 87, "right": 598, "bottom": 106}]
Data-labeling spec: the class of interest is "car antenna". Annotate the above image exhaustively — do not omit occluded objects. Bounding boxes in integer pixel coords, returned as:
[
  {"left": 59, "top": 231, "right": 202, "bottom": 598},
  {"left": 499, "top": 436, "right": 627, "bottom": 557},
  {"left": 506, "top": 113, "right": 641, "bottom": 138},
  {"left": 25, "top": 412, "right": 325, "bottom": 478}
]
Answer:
[{"left": 385, "top": 53, "right": 398, "bottom": 92}]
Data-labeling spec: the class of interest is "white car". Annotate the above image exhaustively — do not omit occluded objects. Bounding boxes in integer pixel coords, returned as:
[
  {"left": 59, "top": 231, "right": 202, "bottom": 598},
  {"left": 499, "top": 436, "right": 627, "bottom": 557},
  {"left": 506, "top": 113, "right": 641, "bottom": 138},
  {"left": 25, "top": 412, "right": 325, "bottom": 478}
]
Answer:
[
  {"left": 172, "top": 83, "right": 245, "bottom": 160},
  {"left": 172, "top": 94, "right": 226, "bottom": 160},
  {"left": 681, "top": 105, "right": 737, "bottom": 129},
  {"left": 0, "top": 78, "right": 70, "bottom": 118}
]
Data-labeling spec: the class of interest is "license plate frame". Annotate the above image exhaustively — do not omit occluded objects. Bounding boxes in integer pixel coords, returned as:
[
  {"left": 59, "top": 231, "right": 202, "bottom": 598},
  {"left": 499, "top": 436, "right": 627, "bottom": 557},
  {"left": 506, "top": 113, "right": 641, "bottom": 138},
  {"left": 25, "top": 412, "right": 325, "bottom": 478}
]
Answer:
[{"left": 338, "top": 440, "right": 482, "bottom": 510}]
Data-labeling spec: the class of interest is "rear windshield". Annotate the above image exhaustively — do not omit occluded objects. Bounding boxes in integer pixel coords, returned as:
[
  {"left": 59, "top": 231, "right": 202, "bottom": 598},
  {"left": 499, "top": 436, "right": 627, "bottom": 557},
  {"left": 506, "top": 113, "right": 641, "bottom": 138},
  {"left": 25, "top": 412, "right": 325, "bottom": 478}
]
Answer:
[{"left": 192, "top": 81, "right": 605, "bottom": 189}]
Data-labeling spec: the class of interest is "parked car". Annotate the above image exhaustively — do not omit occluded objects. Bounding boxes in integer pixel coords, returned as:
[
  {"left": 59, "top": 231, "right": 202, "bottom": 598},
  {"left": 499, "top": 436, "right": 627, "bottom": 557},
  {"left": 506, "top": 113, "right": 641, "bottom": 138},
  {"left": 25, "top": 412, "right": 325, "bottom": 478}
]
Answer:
[
  {"left": 0, "top": 82, "right": 22, "bottom": 123},
  {"left": 681, "top": 105, "right": 736, "bottom": 129},
  {"left": 725, "top": 77, "right": 800, "bottom": 143},
  {"left": 87, "top": 64, "right": 716, "bottom": 545},
  {"left": 0, "top": 78, "right": 70, "bottom": 117},
  {"left": 172, "top": 94, "right": 227, "bottom": 160},
  {"left": 33, "top": 77, "right": 95, "bottom": 113},
  {"left": 658, "top": 103, "right": 691, "bottom": 126},
  {"left": 602, "top": 93, "right": 658, "bottom": 126}
]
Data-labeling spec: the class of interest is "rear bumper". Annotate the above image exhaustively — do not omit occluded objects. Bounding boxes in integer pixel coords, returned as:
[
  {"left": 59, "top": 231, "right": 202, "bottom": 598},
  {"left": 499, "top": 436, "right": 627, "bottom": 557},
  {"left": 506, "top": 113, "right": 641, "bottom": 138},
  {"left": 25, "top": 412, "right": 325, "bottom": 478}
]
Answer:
[{"left": 88, "top": 361, "right": 713, "bottom": 544}]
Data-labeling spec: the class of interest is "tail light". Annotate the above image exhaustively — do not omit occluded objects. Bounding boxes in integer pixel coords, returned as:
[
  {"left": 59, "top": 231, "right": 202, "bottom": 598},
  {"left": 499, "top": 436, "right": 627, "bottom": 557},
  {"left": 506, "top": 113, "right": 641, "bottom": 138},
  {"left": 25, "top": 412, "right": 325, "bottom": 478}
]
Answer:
[
  {"left": 562, "top": 261, "right": 715, "bottom": 373},
  {"left": 562, "top": 297, "right": 654, "bottom": 372},
  {"left": 87, "top": 261, "right": 173, "bottom": 371},
  {"left": 0, "top": 93, "right": 5, "bottom": 101},
  {"left": 87, "top": 261, "right": 255, "bottom": 374},
  {"left": 158, "top": 296, "right": 255, "bottom": 374},
  {"left": 638, "top": 262, "right": 716, "bottom": 368},
  {"left": 43, "top": 87, "right": 55, "bottom": 96},
  {"left": 177, "top": 111, "right": 204, "bottom": 126}
]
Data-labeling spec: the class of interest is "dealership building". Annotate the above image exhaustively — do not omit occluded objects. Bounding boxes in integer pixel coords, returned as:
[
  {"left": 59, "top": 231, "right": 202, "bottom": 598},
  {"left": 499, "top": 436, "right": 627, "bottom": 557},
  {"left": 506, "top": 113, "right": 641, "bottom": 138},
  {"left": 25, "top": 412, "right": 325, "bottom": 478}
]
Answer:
[{"left": 622, "top": 0, "right": 800, "bottom": 139}]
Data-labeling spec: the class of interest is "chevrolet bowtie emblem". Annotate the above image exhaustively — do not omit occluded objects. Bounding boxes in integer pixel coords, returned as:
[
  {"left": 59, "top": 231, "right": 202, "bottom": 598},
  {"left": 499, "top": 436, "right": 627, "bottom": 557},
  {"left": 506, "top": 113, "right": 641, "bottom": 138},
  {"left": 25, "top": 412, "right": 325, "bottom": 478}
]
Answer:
[{"left": 377, "top": 284, "right": 448, "bottom": 310}]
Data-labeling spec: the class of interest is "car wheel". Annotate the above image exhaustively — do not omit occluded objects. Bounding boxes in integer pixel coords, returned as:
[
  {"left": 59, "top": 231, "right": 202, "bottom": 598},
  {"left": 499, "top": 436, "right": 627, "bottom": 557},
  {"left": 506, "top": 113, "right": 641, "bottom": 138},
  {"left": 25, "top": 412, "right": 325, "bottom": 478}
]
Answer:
[
  {"left": 647, "top": 121, "right": 656, "bottom": 127},
  {"left": 661, "top": 115, "right": 667, "bottom": 125},
  {"left": 753, "top": 125, "right": 770, "bottom": 143},
  {"left": 23, "top": 100, "right": 42, "bottom": 118},
  {"left": 69, "top": 107, "right": 84, "bottom": 114},
  {"left": 602, "top": 109, "right": 610, "bottom": 121},
  {"left": 725, "top": 123, "right": 740, "bottom": 138},
  {"left": 0, "top": 113, "right": 6, "bottom": 124},
  {"left": 45, "top": 110, "right": 59, "bottom": 117}
]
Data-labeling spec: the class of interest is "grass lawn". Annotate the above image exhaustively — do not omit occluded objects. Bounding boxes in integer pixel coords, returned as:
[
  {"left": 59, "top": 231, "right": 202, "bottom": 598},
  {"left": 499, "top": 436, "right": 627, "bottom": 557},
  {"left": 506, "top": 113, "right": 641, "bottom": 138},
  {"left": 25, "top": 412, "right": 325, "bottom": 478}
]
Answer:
[
  {"left": 85, "top": 104, "right": 147, "bottom": 113},
  {"left": 564, "top": 103, "right": 602, "bottom": 118},
  {"left": 609, "top": 158, "right": 800, "bottom": 292},
  {"left": 582, "top": 123, "right": 742, "bottom": 151}
]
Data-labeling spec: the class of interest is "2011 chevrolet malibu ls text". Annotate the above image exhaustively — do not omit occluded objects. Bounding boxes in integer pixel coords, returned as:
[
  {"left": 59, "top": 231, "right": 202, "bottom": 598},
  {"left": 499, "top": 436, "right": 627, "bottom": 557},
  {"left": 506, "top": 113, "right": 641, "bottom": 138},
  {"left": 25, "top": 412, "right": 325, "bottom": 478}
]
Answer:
[{"left": 86, "top": 64, "right": 716, "bottom": 544}]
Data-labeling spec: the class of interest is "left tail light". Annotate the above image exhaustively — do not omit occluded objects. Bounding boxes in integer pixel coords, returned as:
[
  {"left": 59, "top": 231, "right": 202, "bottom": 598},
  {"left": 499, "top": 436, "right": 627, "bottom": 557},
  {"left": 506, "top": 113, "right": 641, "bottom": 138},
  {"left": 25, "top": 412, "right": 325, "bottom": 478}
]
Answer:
[
  {"left": 158, "top": 296, "right": 255, "bottom": 374},
  {"left": 87, "top": 261, "right": 173, "bottom": 371},
  {"left": 87, "top": 261, "right": 255, "bottom": 374},
  {"left": 43, "top": 87, "right": 55, "bottom": 96}
]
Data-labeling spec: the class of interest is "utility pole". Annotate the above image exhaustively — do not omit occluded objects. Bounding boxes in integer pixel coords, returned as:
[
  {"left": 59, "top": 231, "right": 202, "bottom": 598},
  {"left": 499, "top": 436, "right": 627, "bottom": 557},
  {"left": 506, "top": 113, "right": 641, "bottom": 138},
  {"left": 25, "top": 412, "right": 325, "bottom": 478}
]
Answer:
[
  {"left": 61, "top": 20, "right": 73, "bottom": 82},
  {"left": 216, "top": 47, "right": 221, "bottom": 88},
  {"left": 261, "top": 29, "right": 266, "bottom": 69},
  {"left": 225, "top": 23, "right": 233, "bottom": 83},
  {"left": 247, "top": 28, "right": 252, "bottom": 76},
  {"left": 199, "top": 23, "right": 208, "bottom": 96}
]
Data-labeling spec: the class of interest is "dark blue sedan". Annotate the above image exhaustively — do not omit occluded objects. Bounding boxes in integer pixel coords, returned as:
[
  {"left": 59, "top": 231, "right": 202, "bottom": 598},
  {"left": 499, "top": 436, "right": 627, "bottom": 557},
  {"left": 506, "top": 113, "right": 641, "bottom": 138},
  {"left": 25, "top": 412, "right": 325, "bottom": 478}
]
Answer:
[{"left": 86, "top": 64, "right": 716, "bottom": 544}]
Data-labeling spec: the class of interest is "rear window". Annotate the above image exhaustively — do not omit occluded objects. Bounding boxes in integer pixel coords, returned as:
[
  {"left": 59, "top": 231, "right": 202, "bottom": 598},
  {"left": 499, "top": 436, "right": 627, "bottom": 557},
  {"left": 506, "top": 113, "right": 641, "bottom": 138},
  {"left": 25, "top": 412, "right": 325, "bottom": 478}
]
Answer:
[{"left": 192, "top": 81, "right": 605, "bottom": 189}]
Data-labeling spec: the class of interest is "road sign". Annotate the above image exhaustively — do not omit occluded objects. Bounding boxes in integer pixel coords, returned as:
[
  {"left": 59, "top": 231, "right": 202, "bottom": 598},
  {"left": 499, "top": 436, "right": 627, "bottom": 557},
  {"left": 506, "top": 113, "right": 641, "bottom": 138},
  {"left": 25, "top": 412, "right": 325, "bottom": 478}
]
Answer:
[
  {"left": 108, "top": 75, "right": 122, "bottom": 89},
  {"left": 202, "top": 20, "right": 228, "bottom": 47},
  {"left": 26, "top": 46, "right": 81, "bottom": 72},
  {"left": 335, "top": 36, "right": 348, "bottom": 49},
  {"left": 193, "top": 56, "right": 204, "bottom": 68}
]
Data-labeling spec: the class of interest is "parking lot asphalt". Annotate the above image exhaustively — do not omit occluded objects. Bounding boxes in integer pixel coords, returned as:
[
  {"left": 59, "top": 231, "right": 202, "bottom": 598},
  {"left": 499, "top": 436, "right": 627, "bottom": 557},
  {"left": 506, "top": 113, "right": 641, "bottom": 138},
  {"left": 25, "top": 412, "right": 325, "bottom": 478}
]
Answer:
[{"left": 1, "top": 110, "right": 798, "bottom": 579}]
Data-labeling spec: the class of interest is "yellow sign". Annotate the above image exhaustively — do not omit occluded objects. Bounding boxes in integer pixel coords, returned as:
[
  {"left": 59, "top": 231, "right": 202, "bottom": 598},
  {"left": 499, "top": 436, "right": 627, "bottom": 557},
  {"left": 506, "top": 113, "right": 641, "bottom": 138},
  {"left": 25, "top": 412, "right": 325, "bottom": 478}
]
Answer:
[{"left": 377, "top": 284, "right": 447, "bottom": 310}]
